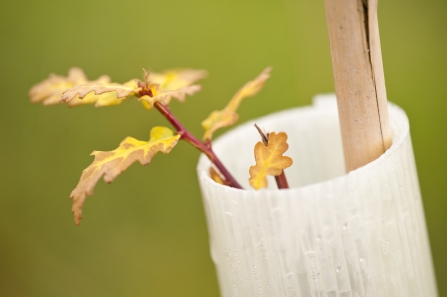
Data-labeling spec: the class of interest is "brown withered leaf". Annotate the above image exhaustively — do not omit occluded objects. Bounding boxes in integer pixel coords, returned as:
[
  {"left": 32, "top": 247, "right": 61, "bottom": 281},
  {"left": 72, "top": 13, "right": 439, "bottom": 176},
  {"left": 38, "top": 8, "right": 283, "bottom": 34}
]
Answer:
[
  {"left": 29, "top": 67, "right": 110, "bottom": 105},
  {"left": 249, "top": 132, "right": 292, "bottom": 190},
  {"left": 70, "top": 126, "right": 180, "bottom": 226},
  {"left": 201, "top": 67, "right": 271, "bottom": 140}
]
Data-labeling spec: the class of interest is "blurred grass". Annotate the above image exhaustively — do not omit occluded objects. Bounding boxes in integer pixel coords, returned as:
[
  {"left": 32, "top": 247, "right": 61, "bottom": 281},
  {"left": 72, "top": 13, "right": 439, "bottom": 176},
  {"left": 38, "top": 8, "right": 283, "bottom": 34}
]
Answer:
[{"left": 0, "top": 0, "right": 446, "bottom": 296}]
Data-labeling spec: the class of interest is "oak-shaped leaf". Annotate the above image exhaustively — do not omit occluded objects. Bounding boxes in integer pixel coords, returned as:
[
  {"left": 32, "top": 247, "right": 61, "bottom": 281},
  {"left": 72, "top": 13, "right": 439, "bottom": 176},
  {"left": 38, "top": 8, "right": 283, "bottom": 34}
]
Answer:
[
  {"left": 249, "top": 132, "right": 292, "bottom": 190},
  {"left": 149, "top": 68, "right": 208, "bottom": 90},
  {"left": 29, "top": 67, "right": 110, "bottom": 105},
  {"left": 30, "top": 67, "right": 206, "bottom": 109},
  {"left": 67, "top": 80, "right": 140, "bottom": 107},
  {"left": 60, "top": 81, "right": 139, "bottom": 107},
  {"left": 201, "top": 67, "right": 271, "bottom": 140},
  {"left": 70, "top": 126, "right": 181, "bottom": 226},
  {"left": 139, "top": 68, "right": 206, "bottom": 109},
  {"left": 63, "top": 69, "right": 205, "bottom": 109},
  {"left": 139, "top": 84, "right": 202, "bottom": 109}
]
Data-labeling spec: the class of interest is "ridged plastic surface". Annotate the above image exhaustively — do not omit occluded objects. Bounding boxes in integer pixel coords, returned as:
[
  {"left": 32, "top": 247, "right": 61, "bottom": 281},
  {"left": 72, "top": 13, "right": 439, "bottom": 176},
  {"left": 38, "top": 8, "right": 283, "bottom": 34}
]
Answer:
[{"left": 197, "top": 95, "right": 437, "bottom": 297}]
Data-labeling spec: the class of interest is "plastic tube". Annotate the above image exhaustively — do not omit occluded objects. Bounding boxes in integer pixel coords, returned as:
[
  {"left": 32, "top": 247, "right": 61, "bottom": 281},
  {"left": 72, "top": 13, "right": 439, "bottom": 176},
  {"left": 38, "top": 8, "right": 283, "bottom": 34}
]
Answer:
[{"left": 197, "top": 95, "right": 437, "bottom": 297}]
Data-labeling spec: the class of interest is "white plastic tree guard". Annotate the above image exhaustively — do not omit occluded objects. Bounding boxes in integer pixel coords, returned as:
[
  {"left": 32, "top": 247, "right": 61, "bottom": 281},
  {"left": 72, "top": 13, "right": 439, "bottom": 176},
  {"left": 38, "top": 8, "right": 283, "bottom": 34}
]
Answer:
[{"left": 197, "top": 95, "right": 438, "bottom": 297}]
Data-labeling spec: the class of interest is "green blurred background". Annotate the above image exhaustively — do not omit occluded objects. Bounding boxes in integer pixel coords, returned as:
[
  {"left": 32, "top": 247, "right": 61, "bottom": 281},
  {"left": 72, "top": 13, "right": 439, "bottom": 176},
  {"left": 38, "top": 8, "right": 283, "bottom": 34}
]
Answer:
[{"left": 1, "top": 0, "right": 446, "bottom": 296}]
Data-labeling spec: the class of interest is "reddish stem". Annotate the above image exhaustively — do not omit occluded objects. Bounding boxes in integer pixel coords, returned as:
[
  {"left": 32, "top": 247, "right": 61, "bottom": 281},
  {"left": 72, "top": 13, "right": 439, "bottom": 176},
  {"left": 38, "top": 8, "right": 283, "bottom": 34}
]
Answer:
[
  {"left": 275, "top": 172, "right": 289, "bottom": 189},
  {"left": 154, "top": 102, "right": 243, "bottom": 189}
]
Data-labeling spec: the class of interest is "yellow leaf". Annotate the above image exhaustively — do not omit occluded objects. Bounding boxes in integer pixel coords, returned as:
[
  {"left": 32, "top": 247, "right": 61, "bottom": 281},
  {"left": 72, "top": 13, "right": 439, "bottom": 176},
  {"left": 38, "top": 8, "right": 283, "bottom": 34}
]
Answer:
[
  {"left": 202, "top": 67, "right": 271, "bottom": 140},
  {"left": 30, "top": 67, "right": 206, "bottom": 110},
  {"left": 149, "top": 68, "right": 208, "bottom": 90},
  {"left": 139, "top": 69, "right": 206, "bottom": 109},
  {"left": 70, "top": 126, "right": 180, "bottom": 226},
  {"left": 209, "top": 167, "right": 226, "bottom": 185},
  {"left": 249, "top": 132, "right": 293, "bottom": 190},
  {"left": 61, "top": 82, "right": 139, "bottom": 106},
  {"left": 29, "top": 67, "right": 110, "bottom": 105},
  {"left": 68, "top": 80, "right": 139, "bottom": 107},
  {"left": 139, "top": 84, "right": 202, "bottom": 109}
]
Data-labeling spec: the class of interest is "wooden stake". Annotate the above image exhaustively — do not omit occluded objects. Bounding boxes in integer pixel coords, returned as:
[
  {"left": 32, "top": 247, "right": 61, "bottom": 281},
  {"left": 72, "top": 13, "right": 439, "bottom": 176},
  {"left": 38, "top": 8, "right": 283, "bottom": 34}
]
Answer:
[{"left": 324, "top": 0, "right": 392, "bottom": 172}]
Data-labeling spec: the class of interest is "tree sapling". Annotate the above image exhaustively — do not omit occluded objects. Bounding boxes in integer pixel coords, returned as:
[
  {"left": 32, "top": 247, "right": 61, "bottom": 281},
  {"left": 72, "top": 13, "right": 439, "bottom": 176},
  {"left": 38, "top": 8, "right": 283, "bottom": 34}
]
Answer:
[{"left": 29, "top": 66, "right": 293, "bottom": 225}]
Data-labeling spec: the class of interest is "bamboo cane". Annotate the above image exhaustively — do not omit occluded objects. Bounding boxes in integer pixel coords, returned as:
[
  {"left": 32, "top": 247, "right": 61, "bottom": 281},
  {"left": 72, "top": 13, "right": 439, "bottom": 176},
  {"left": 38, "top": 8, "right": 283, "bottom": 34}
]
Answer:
[{"left": 324, "top": 0, "right": 392, "bottom": 172}]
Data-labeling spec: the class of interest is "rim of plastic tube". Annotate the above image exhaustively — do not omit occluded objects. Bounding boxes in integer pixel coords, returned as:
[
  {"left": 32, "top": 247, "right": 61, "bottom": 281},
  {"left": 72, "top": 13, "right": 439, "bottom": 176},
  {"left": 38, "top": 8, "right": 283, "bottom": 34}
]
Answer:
[{"left": 197, "top": 97, "right": 410, "bottom": 194}]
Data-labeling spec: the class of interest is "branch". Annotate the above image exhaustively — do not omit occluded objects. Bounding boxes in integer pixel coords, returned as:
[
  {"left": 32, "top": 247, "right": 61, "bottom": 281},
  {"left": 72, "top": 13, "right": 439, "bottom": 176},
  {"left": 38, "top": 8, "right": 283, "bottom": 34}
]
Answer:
[{"left": 154, "top": 102, "right": 243, "bottom": 189}]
